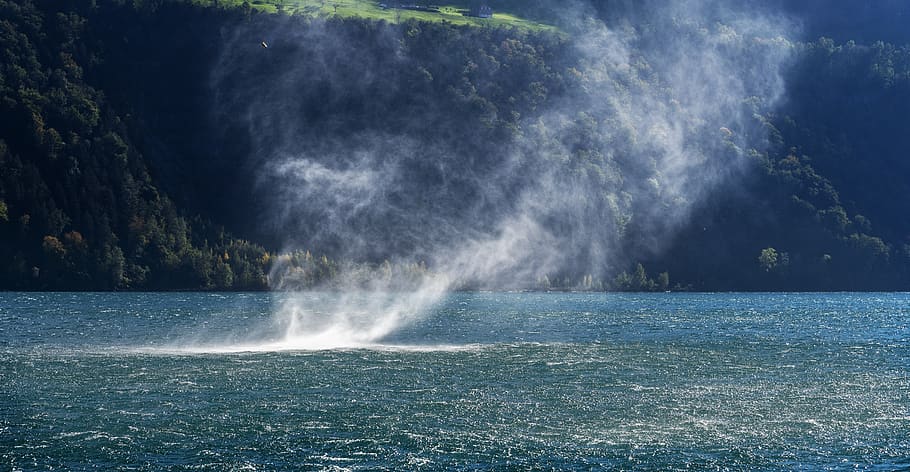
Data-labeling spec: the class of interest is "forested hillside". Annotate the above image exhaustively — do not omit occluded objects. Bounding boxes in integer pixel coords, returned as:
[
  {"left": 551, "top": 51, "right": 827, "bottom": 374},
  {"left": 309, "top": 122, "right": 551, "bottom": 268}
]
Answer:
[
  {"left": 0, "top": 0, "right": 272, "bottom": 289},
  {"left": 1, "top": 0, "right": 909, "bottom": 290}
]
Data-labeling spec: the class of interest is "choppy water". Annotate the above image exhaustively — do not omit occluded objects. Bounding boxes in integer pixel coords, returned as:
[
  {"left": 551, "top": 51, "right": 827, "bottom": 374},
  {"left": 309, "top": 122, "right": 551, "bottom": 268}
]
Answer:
[{"left": 1, "top": 292, "right": 908, "bottom": 470}]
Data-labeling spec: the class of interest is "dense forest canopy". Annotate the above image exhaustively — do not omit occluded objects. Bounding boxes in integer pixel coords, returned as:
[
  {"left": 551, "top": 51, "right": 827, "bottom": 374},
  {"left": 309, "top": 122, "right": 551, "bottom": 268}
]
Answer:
[{"left": 1, "top": 0, "right": 909, "bottom": 291}]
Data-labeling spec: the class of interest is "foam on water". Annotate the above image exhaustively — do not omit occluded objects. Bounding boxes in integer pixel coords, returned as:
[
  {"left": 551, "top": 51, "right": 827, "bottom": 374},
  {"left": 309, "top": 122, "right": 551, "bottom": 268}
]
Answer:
[{"left": 140, "top": 342, "right": 500, "bottom": 355}]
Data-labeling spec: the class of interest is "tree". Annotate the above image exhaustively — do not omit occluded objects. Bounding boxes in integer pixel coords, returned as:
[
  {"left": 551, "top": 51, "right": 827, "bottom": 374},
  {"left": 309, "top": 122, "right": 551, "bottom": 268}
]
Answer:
[
  {"left": 212, "top": 259, "right": 234, "bottom": 288},
  {"left": 758, "top": 247, "right": 778, "bottom": 272},
  {"left": 42, "top": 235, "right": 66, "bottom": 259},
  {"left": 632, "top": 263, "right": 649, "bottom": 290}
]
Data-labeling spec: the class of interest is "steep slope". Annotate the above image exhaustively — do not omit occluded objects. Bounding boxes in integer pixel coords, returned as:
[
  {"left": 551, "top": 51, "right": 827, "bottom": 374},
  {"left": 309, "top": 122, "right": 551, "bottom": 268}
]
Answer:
[
  {"left": 0, "top": 0, "right": 269, "bottom": 289},
  {"left": 1, "top": 0, "right": 908, "bottom": 291}
]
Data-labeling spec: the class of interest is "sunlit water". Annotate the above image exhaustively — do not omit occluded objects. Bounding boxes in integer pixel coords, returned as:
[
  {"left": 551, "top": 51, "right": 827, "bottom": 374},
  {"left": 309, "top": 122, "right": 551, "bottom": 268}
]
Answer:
[{"left": 1, "top": 292, "right": 908, "bottom": 470}]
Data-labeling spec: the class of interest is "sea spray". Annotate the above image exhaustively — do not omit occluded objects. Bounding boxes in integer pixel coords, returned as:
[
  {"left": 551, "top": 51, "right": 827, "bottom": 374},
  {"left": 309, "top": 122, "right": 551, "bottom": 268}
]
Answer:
[
  {"left": 271, "top": 276, "right": 451, "bottom": 349},
  {"left": 206, "top": 0, "right": 796, "bottom": 350}
]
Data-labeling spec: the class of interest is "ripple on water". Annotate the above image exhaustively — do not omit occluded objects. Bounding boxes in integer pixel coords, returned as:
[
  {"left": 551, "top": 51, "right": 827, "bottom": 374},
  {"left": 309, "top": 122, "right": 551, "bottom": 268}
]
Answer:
[{"left": 1, "top": 292, "right": 909, "bottom": 469}]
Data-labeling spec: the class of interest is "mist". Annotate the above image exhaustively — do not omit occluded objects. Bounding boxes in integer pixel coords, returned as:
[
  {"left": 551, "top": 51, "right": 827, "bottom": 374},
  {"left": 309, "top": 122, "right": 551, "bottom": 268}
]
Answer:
[{"left": 205, "top": 0, "right": 796, "bottom": 348}]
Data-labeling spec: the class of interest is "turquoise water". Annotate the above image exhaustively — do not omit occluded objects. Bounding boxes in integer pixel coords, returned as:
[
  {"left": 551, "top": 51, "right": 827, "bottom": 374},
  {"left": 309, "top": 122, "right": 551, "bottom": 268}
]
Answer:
[{"left": 1, "top": 292, "right": 908, "bottom": 470}]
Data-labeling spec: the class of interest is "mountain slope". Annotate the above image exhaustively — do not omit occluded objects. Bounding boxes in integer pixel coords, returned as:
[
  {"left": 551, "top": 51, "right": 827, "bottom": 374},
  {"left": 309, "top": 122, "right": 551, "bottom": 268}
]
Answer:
[{"left": 1, "top": 0, "right": 908, "bottom": 290}]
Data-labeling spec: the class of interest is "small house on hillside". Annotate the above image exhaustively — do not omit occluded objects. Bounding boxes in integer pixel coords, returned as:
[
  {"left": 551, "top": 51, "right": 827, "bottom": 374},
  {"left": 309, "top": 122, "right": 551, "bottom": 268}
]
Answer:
[{"left": 467, "top": 4, "right": 492, "bottom": 18}]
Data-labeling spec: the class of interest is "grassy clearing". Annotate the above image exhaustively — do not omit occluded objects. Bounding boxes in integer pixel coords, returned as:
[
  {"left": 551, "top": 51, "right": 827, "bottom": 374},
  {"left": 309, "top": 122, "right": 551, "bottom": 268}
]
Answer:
[{"left": 191, "top": 0, "right": 559, "bottom": 32}]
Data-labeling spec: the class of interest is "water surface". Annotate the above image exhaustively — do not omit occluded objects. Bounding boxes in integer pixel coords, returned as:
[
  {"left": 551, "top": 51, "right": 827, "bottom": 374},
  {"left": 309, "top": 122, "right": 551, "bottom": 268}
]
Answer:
[{"left": 1, "top": 292, "right": 908, "bottom": 470}]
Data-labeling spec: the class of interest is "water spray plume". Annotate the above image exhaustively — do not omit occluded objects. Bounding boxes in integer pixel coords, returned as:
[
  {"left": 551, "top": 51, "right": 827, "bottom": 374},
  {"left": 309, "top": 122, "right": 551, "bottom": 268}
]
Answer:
[
  {"left": 197, "top": 0, "right": 795, "bottom": 350},
  {"left": 271, "top": 276, "right": 451, "bottom": 350}
]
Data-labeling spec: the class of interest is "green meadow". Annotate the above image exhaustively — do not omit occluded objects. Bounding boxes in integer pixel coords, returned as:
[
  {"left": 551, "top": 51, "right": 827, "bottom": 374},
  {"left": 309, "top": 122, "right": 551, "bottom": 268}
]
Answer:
[{"left": 191, "top": 0, "right": 559, "bottom": 32}]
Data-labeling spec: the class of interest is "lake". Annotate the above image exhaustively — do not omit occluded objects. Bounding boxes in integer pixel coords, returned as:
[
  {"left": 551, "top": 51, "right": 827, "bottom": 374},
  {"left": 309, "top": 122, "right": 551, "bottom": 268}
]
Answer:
[{"left": 1, "top": 292, "right": 908, "bottom": 470}]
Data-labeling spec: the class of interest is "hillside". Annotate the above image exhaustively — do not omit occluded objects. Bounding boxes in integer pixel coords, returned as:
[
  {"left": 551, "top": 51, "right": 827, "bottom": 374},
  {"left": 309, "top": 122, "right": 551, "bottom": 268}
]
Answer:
[
  {"left": 189, "top": 0, "right": 559, "bottom": 31},
  {"left": 0, "top": 0, "right": 273, "bottom": 289},
  {"left": 1, "top": 0, "right": 909, "bottom": 291}
]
